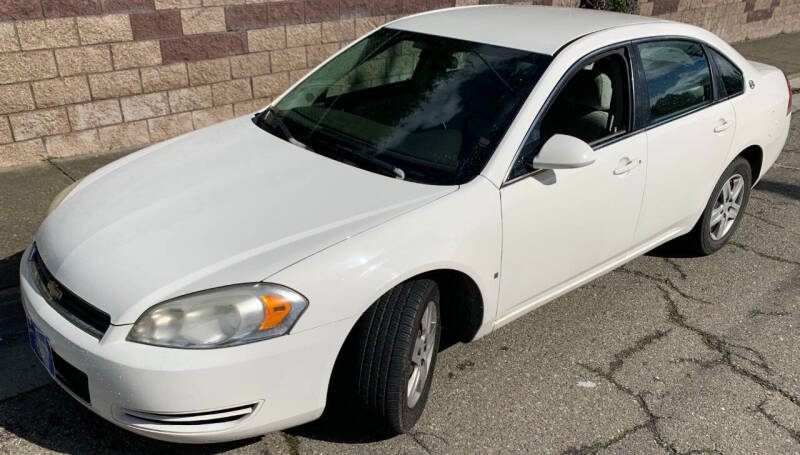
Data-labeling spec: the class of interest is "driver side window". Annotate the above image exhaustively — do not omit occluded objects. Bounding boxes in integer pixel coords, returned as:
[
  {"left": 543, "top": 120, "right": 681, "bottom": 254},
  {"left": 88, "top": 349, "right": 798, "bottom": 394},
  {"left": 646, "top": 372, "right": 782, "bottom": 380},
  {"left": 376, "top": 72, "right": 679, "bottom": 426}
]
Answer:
[{"left": 509, "top": 49, "right": 631, "bottom": 180}]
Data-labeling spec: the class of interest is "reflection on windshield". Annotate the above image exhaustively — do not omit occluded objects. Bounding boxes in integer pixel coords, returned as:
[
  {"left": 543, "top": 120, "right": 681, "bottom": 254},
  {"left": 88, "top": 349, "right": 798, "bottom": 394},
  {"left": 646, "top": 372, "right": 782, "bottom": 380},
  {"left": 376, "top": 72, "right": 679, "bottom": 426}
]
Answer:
[{"left": 264, "top": 28, "right": 552, "bottom": 185}]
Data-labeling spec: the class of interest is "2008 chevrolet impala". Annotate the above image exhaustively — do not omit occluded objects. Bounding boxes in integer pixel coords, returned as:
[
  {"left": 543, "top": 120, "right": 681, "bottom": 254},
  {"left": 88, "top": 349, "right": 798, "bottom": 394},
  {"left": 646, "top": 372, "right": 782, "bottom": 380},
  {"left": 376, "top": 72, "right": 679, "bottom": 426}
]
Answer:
[{"left": 20, "top": 5, "right": 791, "bottom": 443}]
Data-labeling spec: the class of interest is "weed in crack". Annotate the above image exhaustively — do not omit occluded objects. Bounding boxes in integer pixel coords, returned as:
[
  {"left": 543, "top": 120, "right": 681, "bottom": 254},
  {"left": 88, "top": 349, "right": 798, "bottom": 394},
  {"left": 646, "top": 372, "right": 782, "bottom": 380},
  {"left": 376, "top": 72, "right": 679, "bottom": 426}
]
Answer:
[
  {"left": 282, "top": 433, "right": 300, "bottom": 455},
  {"left": 752, "top": 399, "right": 800, "bottom": 445},
  {"left": 619, "top": 267, "right": 714, "bottom": 306},
  {"left": 571, "top": 362, "right": 678, "bottom": 454},
  {"left": 749, "top": 195, "right": 794, "bottom": 207},
  {"left": 608, "top": 329, "right": 672, "bottom": 375},
  {"left": 664, "top": 258, "right": 688, "bottom": 280},
  {"left": 664, "top": 258, "right": 689, "bottom": 280},
  {"left": 669, "top": 357, "right": 721, "bottom": 369},
  {"left": 561, "top": 424, "right": 647, "bottom": 454},
  {"left": 562, "top": 328, "right": 679, "bottom": 454},
  {"left": 654, "top": 284, "right": 800, "bottom": 408},
  {"left": 749, "top": 309, "right": 791, "bottom": 318},
  {"left": 456, "top": 359, "right": 475, "bottom": 371},
  {"left": 728, "top": 242, "right": 800, "bottom": 267},
  {"left": 744, "top": 212, "right": 790, "bottom": 231},
  {"left": 407, "top": 430, "right": 448, "bottom": 454},
  {"left": 566, "top": 267, "right": 800, "bottom": 453}
]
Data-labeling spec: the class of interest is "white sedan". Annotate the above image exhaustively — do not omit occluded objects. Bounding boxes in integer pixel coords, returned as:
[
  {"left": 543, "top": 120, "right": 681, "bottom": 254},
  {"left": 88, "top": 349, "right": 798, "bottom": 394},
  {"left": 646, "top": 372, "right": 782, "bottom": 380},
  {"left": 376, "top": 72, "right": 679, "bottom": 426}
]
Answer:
[{"left": 21, "top": 5, "right": 791, "bottom": 443}]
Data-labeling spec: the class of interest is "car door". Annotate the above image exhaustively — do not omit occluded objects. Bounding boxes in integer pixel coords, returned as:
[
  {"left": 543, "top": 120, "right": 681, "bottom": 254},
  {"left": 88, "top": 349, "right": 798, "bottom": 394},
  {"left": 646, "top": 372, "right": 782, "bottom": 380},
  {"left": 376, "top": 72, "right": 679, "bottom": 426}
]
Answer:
[
  {"left": 497, "top": 46, "right": 647, "bottom": 318},
  {"left": 632, "top": 39, "right": 736, "bottom": 244}
]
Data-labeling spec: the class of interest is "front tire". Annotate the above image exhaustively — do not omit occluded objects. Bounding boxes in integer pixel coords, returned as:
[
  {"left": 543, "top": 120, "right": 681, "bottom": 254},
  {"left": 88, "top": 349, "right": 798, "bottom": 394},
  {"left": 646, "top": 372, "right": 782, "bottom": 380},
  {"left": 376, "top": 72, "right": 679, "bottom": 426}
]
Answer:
[
  {"left": 352, "top": 279, "right": 441, "bottom": 434},
  {"left": 687, "top": 156, "right": 752, "bottom": 255}
]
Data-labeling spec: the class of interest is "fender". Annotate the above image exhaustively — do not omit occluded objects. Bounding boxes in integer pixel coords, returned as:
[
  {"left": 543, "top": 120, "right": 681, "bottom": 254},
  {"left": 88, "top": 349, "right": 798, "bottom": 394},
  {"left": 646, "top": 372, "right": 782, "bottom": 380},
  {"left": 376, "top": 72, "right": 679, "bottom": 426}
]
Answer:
[{"left": 266, "top": 175, "right": 502, "bottom": 340}]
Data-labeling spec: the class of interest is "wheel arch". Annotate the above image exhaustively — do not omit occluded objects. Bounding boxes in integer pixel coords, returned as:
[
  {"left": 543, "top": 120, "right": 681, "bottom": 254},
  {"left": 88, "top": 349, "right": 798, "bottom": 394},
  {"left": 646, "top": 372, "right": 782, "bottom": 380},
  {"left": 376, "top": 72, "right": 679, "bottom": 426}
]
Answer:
[
  {"left": 737, "top": 144, "right": 763, "bottom": 185},
  {"left": 344, "top": 266, "right": 487, "bottom": 346},
  {"left": 321, "top": 267, "right": 486, "bottom": 417},
  {"left": 417, "top": 268, "right": 484, "bottom": 344}
]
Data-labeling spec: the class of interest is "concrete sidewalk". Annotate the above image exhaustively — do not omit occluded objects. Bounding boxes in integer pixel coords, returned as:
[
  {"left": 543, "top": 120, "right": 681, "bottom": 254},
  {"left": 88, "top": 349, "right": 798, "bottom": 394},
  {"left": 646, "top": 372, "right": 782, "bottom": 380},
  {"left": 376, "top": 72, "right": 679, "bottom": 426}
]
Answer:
[
  {"left": 0, "top": 150, "right": 132, "bottom": 287},
  {"left": 733, "top": 32, "right": 800, "bottom": 114},
  {"left": 733, "top": 32, "right": 800, "bottom": 77}
]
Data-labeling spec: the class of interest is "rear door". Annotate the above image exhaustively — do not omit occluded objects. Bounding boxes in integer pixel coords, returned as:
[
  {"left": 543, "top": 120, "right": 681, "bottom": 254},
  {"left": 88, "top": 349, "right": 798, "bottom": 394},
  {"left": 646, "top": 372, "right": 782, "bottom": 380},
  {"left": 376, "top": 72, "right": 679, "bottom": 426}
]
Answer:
[{"left": 633, "top": 39, "right": 736, "bottom": 244}]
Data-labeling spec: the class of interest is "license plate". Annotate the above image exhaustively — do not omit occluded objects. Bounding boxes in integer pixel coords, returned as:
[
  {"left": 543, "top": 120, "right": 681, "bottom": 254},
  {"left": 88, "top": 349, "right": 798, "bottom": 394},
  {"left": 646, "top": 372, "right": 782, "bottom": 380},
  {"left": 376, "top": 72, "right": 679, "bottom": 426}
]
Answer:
[{"left": 26, "top": 316, "right": 55, "bottom": 378}]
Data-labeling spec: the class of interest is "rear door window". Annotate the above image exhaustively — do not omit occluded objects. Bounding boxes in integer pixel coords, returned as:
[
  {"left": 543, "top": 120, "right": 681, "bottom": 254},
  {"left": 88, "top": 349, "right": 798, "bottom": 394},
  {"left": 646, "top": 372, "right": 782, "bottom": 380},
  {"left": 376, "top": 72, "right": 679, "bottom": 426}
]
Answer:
[
  {"left": 709, "top": 48, "right": 744, "bottom": 98},
  {"left": 636, "top": 40, "right": 712, "bottom": 124}
]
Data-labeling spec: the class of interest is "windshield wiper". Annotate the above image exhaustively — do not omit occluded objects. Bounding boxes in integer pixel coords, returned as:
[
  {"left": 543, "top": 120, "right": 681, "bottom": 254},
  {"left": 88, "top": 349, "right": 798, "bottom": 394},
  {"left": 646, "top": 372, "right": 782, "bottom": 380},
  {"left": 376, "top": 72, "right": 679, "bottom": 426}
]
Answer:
[
  {"left": 254, "top": 107, "right": 313, "bottom": 151},
  {"left": 328, "top": 141, "right": 406, "bottom": 180},
  {"left": 254, "top": 108, "right": 405, "bottom": 180}
]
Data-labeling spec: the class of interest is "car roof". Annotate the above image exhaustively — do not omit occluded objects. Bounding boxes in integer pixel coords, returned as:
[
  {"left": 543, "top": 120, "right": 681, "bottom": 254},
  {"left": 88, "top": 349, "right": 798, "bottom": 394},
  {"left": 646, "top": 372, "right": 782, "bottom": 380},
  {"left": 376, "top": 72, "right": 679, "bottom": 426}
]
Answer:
[{"left": 387, "top": 6, "right": 669, "bottom": 55}]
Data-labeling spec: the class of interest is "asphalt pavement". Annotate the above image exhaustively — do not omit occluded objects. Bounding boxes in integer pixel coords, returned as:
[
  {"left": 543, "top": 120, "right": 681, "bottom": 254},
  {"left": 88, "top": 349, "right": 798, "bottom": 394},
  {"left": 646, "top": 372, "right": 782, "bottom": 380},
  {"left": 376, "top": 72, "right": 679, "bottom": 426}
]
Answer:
[{"left": 0, "top": 32, "right": 798, "bottom": 455}]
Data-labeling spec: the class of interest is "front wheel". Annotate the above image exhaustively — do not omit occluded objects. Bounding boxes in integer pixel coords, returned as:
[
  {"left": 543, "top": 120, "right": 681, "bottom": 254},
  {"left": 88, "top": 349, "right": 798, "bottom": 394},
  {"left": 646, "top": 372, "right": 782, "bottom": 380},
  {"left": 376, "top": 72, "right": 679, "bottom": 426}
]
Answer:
[
  {"left": 687, "top": 156, "right": 752, "bottom": 255},
  {"left": 352, "top": 279, "right": 441, "bottom": 434}
]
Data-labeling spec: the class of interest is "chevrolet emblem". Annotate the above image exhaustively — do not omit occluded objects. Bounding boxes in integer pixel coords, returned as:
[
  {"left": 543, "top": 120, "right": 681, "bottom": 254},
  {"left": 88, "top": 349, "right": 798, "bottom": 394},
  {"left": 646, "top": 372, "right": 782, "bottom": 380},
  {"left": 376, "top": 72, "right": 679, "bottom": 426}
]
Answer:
[{"left": 46, "top": 280, "right": 62, "bottom": 301}]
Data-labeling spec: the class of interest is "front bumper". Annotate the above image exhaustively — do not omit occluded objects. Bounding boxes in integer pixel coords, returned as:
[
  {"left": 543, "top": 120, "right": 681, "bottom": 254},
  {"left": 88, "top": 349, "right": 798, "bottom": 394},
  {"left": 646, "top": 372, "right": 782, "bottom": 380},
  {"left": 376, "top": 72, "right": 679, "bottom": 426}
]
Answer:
[{"left": 19, "top": 245, "right": 354, "bottom": 443}]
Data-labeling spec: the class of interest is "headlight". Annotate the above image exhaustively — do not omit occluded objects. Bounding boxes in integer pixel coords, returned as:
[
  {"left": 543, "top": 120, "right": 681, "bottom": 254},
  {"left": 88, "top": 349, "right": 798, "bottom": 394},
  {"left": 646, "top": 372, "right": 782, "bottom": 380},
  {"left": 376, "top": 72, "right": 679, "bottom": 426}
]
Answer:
[
  {"left": 127, "top": 283, "right": 308, "bottom": 349},
  {"left": 47, "top": 178, "right": 82, "bottom": 215}
]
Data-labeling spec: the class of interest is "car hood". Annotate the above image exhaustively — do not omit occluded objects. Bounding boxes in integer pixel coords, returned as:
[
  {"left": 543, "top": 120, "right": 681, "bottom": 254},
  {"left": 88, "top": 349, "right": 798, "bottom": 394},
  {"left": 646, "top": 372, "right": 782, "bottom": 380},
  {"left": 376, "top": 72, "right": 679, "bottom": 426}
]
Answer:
[{"left": 36, "top": 116, "right": 455, "bottom": 324}]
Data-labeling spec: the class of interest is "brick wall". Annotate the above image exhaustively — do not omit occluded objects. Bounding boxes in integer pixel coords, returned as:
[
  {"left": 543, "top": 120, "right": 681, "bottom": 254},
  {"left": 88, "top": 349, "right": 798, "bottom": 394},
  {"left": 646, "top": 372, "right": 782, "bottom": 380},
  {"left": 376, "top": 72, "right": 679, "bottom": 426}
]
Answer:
[
  {"left": 0, "top": 0, "right": 797, "bottom": 167},
  {"left": 641, "top": 0, "right": 800, "bottom": 41}
]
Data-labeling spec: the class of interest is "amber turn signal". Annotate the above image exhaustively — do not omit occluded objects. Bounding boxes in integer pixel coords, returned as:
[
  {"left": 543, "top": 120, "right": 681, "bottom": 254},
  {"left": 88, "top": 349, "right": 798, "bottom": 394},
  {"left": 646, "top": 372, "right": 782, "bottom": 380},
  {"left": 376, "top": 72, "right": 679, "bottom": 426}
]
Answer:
[{"left": 259, "top": 296, "right": 292, "bottom": 330}]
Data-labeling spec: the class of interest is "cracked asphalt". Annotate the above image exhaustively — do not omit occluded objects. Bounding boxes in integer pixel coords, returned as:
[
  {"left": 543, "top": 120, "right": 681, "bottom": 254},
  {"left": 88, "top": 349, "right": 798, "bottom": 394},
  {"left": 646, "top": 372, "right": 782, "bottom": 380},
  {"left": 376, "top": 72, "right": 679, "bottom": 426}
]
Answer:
[{"left": 1, "top": 40, "right": 799, "bottom": 455}]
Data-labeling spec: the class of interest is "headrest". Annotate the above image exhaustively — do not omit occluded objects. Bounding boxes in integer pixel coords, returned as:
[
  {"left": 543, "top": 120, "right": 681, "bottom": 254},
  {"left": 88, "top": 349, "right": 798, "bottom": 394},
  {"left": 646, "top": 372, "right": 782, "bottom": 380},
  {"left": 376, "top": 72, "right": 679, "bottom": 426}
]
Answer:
[{"left": 563, "top": 68, "right": 612, "bottom": 111}]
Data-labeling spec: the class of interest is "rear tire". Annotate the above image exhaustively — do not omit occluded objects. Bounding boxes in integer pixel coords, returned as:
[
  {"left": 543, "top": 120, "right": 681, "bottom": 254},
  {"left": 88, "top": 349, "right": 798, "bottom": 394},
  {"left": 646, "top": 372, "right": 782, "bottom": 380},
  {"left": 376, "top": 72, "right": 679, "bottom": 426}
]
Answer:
[
  {"left": 686, "top": 156, "right": 752, "bottom": 255},
  {"left": 352, "top": 279, "right": 441, "bottom": 434}
]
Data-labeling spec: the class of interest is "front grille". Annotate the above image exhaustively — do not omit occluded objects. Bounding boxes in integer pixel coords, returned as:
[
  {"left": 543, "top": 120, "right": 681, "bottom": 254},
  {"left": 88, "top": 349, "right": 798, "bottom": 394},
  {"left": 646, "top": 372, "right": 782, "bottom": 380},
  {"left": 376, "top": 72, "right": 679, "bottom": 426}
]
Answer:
[
  {"left": 119, "top": 403, "right": 259, "bottom": 433},
  {"left": 30, "top": 245, "right": 111, "bottom": 339},
  {"left": 53, "top": 351, "right": 91, "bottom": 404}
]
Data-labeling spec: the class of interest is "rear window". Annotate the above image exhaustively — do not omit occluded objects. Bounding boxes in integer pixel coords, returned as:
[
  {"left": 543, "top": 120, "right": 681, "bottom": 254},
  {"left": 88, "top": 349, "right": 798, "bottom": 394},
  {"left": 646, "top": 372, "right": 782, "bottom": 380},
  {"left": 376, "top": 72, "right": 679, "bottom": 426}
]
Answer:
[{"left": 636, "top": 40, "right": 712, "bottom": 124}]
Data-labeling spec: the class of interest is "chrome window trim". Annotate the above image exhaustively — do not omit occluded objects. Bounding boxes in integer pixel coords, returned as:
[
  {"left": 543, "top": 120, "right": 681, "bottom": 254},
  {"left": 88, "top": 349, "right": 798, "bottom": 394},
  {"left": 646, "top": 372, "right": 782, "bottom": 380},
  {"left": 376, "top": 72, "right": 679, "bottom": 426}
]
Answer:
[
  {"left": 500, "top": 35, "right": 746, "bottom": 188},
  {"left": 632, "top": 36, "right": 750, "bottom": 127},
  {"left": 639, "top": 39, "right": 743, "bottom": 131},
  {"left": 501, "top": 40, "right": 636, "bottom": 188},
  {"left": 633, "top": 37, "right": 717, "bottom": 127}
]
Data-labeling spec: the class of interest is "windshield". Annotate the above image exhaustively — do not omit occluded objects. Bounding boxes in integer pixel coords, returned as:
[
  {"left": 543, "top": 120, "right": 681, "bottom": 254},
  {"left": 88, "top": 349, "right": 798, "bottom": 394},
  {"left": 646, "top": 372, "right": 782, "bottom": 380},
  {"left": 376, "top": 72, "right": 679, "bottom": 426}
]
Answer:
[{"left": 259, "top": 28, "right": 552, "bottom": 185}]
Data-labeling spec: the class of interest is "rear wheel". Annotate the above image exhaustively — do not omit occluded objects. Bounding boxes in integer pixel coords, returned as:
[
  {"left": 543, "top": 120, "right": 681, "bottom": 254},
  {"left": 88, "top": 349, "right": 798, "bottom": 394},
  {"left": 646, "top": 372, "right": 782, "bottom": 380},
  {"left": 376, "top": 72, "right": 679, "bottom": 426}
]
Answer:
[
  {"left": 687, "top": 156, "right": 752, "bottom": 255},
  {"left": 352, "top": 279, "right": 441, "bottom": 433}
]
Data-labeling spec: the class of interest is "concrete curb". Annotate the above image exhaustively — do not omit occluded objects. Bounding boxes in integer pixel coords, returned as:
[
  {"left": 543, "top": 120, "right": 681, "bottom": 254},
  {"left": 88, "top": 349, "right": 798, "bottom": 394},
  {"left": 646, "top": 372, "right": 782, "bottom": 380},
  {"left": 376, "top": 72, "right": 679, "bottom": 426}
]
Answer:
[{"left": 789, "top": 73, "right": 800, "bottom": 114}]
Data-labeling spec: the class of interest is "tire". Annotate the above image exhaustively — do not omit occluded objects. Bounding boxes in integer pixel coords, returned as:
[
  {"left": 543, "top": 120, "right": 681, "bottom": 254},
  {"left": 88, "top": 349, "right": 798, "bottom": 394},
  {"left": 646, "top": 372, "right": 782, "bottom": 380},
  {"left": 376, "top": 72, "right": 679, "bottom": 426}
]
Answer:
[
  {"left": 352, "top": 278, "right": 441, "bottom": 434},
  {"left": 686, "top": 156, "right": 752, "bottom": 255}
]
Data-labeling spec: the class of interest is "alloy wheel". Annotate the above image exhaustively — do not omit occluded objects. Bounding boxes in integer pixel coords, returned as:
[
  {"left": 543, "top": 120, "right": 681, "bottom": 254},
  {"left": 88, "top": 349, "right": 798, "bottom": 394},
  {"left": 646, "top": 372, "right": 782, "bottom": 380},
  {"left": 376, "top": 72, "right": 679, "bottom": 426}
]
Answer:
[
  {"left": 407, "top": 300, "right": 437, "bottom": 408},
  {"left": 709, "top": 173, "right": 745, "bottom": 241}
]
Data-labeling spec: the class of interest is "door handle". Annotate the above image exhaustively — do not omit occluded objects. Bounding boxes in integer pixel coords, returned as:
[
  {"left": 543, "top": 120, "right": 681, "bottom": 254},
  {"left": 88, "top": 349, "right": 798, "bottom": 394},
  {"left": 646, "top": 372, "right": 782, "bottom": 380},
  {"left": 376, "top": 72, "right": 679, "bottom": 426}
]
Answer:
[
  {"left": 613, "top": 158, "right": 641, "bottom": 175},
  {"left": 714, "top": 119, "right": 734, "bottom": 133}
]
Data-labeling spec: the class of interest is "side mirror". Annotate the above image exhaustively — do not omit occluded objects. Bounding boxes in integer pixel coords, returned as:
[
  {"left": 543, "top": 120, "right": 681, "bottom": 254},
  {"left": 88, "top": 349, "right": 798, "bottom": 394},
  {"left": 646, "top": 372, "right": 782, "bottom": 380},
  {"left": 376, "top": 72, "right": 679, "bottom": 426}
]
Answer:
[{"left": 530, "top": 134, "right": 595, "bottom": 170}]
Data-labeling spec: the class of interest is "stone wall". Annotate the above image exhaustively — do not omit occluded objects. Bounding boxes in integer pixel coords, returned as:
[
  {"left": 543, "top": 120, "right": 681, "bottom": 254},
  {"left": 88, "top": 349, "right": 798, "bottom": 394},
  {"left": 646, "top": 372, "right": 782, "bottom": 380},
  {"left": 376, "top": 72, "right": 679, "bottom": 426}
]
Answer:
[
  {"left": 0, "top": 0, "right": 797, "bottom": 167},
  {"left": 641, "top": 0, "right": 800, "bottom": 42}
]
